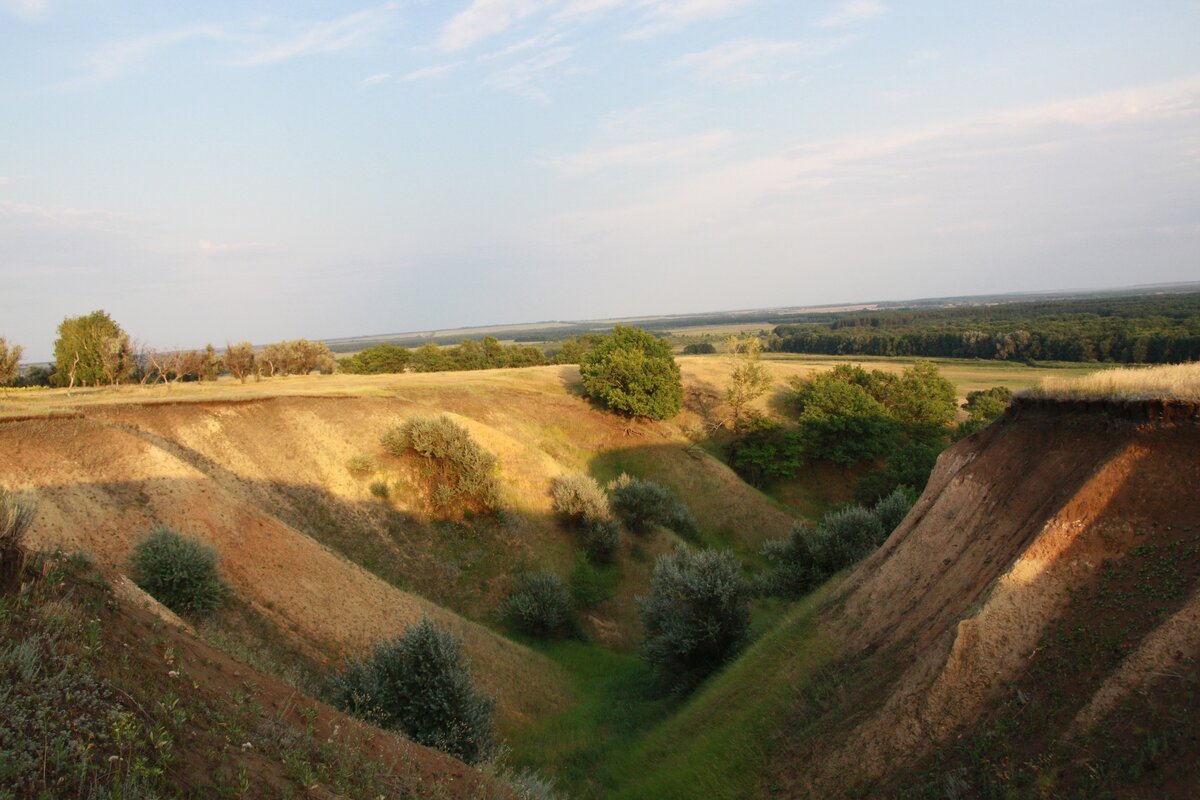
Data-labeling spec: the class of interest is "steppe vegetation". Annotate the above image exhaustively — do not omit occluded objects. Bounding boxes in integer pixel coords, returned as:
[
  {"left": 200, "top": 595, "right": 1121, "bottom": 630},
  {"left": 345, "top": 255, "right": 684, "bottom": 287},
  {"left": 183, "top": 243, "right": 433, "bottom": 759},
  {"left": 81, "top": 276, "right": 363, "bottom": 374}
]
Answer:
[
  {"left": 330, "top": 616, "right": 496, "bottom": 765},
  {"left": 1024, "top": 360, "right": 1200, "bottom": 401},
  {"left": 128, "top": 527, "right": 230, "bottom": 617},
  {"left": 1, "top": 299, "right": 1197, "bottom": 798}
]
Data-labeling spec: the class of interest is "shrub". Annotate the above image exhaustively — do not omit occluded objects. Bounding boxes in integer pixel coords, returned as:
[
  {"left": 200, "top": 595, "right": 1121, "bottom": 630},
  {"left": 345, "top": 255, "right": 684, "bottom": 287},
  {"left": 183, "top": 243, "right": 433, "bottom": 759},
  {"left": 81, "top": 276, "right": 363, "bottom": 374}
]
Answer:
[
  {"left": 128, "top": 527, "right": 229, "bottom": 616},
  {"left": 759, "top": 497, "right": 906, "bottom": 599},
  {"left": 584, "top": 516, "right": 622, "bottom": 564},
  {"left": 681, "top": 342, "right": 716, "bottom": 355},
  {"left": 957, "top": 385, "right": 1014, "bottom": 437},
  {"left": 329, "top": 617, "right": 494, "bottom": 764},
  {"left": 727, "top": 419, "right": 807, "bottom": 486},
  {"left": 579, "top": 325, "right": 683, "bottom": 420},
  {"left": 346, "top": 454, "right": 374, "bottom": 474},
  {"left": 381, "top": 416, "right": 501, "bottom": 513},
  {"left": 819, "top": 505, "right": 885, "bottom": 569},
  {"left": 369, "top": 480, "right": 390, "bottom": 499},
  {"left": 873, "top": 488, "right": 914, "bottom": 535},
  {"left": 550, "top": 472, "right": 609, "bottom": 522},
  {"left": 500, "top": 571, "right": 573, "bottom": 637},
  {"left": 606, "top": 473, "right": 693, "bottom": 536},
  {"left": 665, "top": 503, "right": 699, "bottom": 538},
  {"left": 551, "top": 473, "right": 621, "bottom": 562},
  {"left": 638, "top": 546, "right": 749, "bottom": 690},
  {"left": 0, "top": 489, "right": 33, "bottom": 593},
  {"left": 854, "top": 441, "right": 940, "bottom": 505},
  {"left": 759, "top": 523, "right": 826, "bottom": 598}
]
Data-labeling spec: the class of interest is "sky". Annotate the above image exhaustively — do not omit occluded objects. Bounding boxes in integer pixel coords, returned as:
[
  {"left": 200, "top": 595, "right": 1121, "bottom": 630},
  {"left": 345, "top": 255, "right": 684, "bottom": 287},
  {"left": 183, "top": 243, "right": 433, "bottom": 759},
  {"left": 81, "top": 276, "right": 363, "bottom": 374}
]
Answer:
[{"left": 2, "top": 1, "right": 1199, "bottom": 361}]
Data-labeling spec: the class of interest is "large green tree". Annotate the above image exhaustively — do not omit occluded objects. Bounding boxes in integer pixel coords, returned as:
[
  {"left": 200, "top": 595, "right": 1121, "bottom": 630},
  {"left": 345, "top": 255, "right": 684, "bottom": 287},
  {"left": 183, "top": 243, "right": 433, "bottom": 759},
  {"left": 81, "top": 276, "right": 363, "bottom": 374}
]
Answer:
[
  {"left": 580, "top": 325, "right": 683, "bottom": 420},
  {"left": 53, "top": 310, "right": 133, "bottom": 387}
]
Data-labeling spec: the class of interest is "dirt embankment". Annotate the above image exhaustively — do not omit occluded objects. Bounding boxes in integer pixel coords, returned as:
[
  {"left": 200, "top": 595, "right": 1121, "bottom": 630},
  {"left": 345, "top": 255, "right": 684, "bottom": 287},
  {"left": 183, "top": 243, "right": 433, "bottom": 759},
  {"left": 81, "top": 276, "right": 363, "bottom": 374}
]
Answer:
[
  {"left": 0, "top": 398, "right": 575, "bottom": 731},
  {"left": 778, "top": 398, "right": 1200, "bottom": 795}
]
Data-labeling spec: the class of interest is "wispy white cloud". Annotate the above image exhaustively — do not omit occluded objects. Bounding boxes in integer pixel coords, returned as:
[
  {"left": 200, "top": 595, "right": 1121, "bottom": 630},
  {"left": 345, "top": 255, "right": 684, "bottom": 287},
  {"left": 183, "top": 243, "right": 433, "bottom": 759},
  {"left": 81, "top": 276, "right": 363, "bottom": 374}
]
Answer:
[
  {"left": 484, "top": 45, "right": 574, "bottom": 101},
  {"left": 87, "top": 25, "right": 229, "bottom": 81},
  {"left": 476, "top": 32, "right": 563, "bottom": 62},
  {"left": 362, "top": 72, "right": 392, "bottom": 86},
  {"left": 0, "top": 0, "right": 47, "bottom": 20},
  {"left": 402, "top": 61, "right": 466, "bottom": 82},
  {"left": 78, "top": 5, "right": 401, "bottom": 84},
  {"left": 237, "top": 3, "right": 401, "bottom": 65},
  {"left": 438, "top": 0, "right": 555, "bottom": 52},
  {"left": 816, "top": 0, "right": 886, "bottom": 28},
  {"left": 671, "top": 36, "right": 852, "bottom": 84},
  {"left": 546, "top": 75, "right": 1200, "bottom": 241},
  {"left": 552, "top": 0, "right": 628, "bottom": 21},
  {"left": 625, "top": 0, "right": 757, "bottom": 40},
  {"left": 542, "top": 129, "right": 733, "bottom": 176}
]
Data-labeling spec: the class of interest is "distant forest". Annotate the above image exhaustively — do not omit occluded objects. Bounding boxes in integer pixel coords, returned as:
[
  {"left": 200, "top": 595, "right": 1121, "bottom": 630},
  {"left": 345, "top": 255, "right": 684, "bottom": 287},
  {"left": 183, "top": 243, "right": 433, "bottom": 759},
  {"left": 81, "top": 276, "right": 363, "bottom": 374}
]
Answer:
[{"left": 768, "top": 292, "right": 1200, "bottom": 363}]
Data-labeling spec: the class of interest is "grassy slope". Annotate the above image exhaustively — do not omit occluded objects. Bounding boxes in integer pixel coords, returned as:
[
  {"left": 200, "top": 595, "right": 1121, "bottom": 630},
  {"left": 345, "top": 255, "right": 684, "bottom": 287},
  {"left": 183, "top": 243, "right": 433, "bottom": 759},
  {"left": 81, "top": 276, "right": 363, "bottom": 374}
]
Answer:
[
  {"left": 0, "top": 554, "right": 507, "bottom": 799},
  {"left": 507, "top": 585, "right": 838, "bottom": 800}
]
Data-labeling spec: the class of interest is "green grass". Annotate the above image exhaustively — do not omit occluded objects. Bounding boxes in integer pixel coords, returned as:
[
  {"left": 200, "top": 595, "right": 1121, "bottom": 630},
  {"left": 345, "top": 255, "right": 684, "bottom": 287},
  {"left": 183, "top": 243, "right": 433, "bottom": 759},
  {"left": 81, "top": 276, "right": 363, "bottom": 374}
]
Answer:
[
  {"left": 605, "top": 586, "right": 835, "bottom": 800},
  {"left": 506, "top": 640, "right": 679, "bottom": 798},
  {"left": 507, "top": 584, "right": 836, "bottom": 800}
]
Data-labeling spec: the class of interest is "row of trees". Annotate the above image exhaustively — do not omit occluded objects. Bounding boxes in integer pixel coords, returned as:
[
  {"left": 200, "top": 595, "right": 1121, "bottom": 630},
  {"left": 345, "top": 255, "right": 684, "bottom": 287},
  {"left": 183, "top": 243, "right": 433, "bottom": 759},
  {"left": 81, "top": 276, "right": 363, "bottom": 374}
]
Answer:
[
  {"left": 338, "top": 337, "right": 548, "bottom": 375},
  {"left": 0, "top": 310, "right": 340, "bottom": 388},
  {"left": 769, "top": 292, "right": 1200, "bottom": 363},
  {"left": 4, "top": 313, "right": 684, "bottom": 394}
]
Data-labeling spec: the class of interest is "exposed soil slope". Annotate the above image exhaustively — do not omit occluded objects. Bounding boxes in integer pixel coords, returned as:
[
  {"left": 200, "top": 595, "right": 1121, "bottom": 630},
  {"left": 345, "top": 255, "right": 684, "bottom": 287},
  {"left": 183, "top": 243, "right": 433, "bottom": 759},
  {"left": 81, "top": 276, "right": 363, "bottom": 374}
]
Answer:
[
  {"left": 0, "top": 366, "right": 797, "bottom": 728},
  {"left": 771, "top": 398, "right": 1200, "bottom": 797}
]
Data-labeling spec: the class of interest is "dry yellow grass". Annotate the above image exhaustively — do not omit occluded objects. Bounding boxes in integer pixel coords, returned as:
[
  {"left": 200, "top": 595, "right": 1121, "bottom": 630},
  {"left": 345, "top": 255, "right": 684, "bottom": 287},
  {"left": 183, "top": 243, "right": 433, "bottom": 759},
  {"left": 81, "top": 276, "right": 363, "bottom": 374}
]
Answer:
[{"left": 1025, "top": 362, "right": 1200, "bottom": 402}]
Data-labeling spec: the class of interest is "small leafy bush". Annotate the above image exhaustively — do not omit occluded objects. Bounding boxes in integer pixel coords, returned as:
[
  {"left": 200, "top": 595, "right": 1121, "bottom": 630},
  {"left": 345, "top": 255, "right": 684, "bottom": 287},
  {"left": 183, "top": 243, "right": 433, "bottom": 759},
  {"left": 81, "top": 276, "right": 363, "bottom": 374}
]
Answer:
[
  {"left": 759, "top": 523, "right": 827, "bottom": 598},
  {"left": 665, "top": 504, "right": 699, "bottom": 538},
  {"left": 500, "top": 571, "right": 573, "bottom": 637},
  {"left": 606, "top": 474, "right": 693, "bottom": 536},
  {"left": 369, "top": 480, "right": 390, "bottom": 499},
  {"left": 128, "top": 527, "right": 229, "bottom": 616},
  {"left": 551, "top": 473, "right": 622, "bottom": 563},
  {"left": 381, "top": 416, "right": 501, "bottom": 513},
  {"left": 759, "top": 492, "right": 911, "bottom": 599},
  {"left": 638, "top": 546, "right": 749, "bottom": 691},
  {"left": 815, "top": 505, "right": 885, "bottom": 570},
  {"left": 873, "top": 488, "right": 914, "bottom": 535},
  {"left": 1, "top": 489, "right": 33, "bottom": 593},
  {"left": 329, "top": 616, "right": 494, "bottom": 764},
  {"left": 550, "top": 472, "right": 609, "bottom": 522},
  {"left": 584, "top": 516, "right": 622, "bottom": 564},
  {"left": 345, "top": 454, "right": 374, "bottom": 474}
]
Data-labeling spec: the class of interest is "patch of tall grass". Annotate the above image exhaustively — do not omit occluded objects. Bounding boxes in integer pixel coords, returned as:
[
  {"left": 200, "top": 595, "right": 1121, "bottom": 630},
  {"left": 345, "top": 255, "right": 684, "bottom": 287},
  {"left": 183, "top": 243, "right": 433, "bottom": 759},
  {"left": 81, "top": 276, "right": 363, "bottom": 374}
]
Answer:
[{"left": 1025, "top": 362, "right": 1200, "bottom": 402}]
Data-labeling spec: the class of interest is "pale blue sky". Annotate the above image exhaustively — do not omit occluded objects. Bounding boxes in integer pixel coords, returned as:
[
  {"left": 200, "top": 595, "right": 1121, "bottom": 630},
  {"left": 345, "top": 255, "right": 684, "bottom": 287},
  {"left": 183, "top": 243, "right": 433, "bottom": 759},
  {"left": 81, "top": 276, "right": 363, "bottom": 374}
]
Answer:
[{"left": 2, "top": 1, "right": 1199, "bottom": 360}]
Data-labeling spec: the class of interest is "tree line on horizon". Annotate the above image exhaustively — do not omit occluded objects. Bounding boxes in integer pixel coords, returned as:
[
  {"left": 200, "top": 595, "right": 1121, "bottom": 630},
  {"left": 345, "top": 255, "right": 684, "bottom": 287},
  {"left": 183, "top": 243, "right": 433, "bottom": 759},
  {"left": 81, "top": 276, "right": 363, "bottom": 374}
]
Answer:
[
  {"left": 767, "top": 292, "right": 1200, "bottom": 364},
  {"left": 0, "top": 310, "right": 626, "bottom": 388}
]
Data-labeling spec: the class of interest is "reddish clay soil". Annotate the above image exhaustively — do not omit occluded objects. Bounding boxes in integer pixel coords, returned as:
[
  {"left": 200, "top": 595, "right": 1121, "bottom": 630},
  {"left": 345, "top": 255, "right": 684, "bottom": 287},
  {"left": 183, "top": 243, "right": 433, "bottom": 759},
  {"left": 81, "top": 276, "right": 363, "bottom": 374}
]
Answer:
[{"left": 771, "top": 399, "right": 1200, "bottom": 797}]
